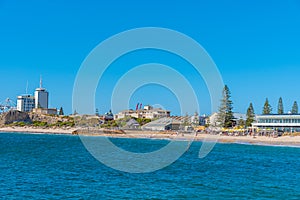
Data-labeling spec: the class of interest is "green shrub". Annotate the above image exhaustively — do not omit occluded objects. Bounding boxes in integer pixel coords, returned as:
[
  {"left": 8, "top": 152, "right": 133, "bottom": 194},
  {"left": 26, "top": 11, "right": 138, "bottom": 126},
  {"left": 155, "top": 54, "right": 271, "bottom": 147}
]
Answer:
[
  {"left": 11, "top": 121, "right": 27, "bottom": 127},
  {"left": 32, "top": 121, "right": 48, "bottom": 127}
]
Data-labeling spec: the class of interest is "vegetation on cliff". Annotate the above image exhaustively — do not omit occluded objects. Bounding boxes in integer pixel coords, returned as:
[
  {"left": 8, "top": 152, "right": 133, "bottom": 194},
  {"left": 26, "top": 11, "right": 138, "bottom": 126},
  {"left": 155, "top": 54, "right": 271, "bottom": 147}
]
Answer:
[{"left": 0, "top": 110, "right": 75, "bottom": 128}]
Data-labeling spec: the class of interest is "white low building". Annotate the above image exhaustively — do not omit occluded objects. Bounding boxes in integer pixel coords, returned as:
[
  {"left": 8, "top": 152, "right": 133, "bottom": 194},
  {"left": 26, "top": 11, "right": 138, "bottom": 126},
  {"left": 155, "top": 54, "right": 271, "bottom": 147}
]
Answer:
[
  {"left": 252, "top": 114, "right": 300, "bottom": 132},
  {"left": 114, "top": 109, "right": 138, "bottom": 119},
  {"left": 114, "top": 105, "right": 170, "bottom": 120}
]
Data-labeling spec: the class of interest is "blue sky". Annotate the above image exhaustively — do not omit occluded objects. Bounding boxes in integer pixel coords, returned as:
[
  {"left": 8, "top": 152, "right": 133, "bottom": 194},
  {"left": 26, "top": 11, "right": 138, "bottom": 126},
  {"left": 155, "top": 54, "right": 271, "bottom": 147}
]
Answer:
[{"left": 0, "top": 0, "right": 300, "bottom": 115}]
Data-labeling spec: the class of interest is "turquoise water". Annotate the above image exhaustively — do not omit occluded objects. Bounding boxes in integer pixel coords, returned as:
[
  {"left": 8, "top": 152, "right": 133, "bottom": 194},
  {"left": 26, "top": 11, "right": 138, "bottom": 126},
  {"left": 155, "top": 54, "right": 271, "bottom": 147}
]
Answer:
[{"left": 1, "top": 132, "right": 300, "bottom": 199}]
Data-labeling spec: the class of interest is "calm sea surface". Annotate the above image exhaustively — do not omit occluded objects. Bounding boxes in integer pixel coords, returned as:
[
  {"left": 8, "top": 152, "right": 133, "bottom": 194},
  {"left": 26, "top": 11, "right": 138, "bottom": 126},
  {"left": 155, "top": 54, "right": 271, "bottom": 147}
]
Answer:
[{"left": 1, "top": 132, "right": 300, "bottom": 199}]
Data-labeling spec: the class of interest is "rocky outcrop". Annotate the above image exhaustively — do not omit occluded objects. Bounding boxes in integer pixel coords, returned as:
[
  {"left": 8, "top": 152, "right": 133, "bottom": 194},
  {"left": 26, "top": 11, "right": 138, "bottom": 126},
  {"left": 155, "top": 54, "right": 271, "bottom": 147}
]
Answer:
[
  {"left": 0, "top": 110, "right": 31, "bottom": 125},
  {"left": 28, "top": 113, "right": 70, "bottom": 124},
  {"left": 0, "top": 110, "right": 74, "bottom": 126}
]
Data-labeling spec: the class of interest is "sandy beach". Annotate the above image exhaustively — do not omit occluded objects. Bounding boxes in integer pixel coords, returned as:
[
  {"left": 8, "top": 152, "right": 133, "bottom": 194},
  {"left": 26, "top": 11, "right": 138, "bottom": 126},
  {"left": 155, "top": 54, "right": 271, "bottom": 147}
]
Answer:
[
  {"left": 0, "top": 126, "right": 77, "bottom": 135},
  {"left": 1, "top": 127, "right": 300, "bottom": 147},
  {"left": 123, "top": 130, "right": 300, "bottom": 147}
]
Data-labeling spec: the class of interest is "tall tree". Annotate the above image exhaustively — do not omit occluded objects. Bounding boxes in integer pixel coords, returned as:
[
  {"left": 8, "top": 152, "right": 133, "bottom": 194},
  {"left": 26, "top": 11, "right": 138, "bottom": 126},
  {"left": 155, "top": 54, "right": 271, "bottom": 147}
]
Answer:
[
  {"left": 246, "top": 103, "right": 255, "bottom": 127},
  {"left": 277, "top": 97, "right": 284, "bottom": 114},
  {"left": 59, "top": 107, "right": 64, "bottom": 115},
  {"left": 217, "top": 85, "right": 234, "bottom": 128},
  {"left": 183, "top": 112, "right": 190, "bottom": 126},
  {"left": 292, "top": 101, "right": 298, "bottom": 114},
  {"left": 263, "top": 98, "right": 272, "bottom": 114},
  {"left": 237, "top": 118, "right": 245, "bottom": 127}
]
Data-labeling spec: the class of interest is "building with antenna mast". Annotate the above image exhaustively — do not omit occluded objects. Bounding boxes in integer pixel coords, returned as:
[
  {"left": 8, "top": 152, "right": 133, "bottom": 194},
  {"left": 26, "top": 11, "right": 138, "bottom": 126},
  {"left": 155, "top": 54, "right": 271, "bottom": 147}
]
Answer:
[
  {"left": 17, "top": 81, "right": 35, "bottom": 112},
  {"left": 17, "top": 77, "right": 56, "bottom": 114},
  {"left": 34, "top": 76, "right": 49, "bottom": 109}
]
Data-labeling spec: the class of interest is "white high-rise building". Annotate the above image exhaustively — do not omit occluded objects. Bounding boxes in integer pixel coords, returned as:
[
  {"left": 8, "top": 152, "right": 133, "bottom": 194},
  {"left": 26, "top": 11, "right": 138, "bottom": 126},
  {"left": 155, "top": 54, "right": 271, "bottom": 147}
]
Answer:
[
  {"left": 34, "top": 77, "right": 48, "bottom": 109},
  {"left": 17, "top": 95, "right": 35, "bottom": 112},
  {"left": 16, "top": 77, "right": 51, "bottom": 113}
]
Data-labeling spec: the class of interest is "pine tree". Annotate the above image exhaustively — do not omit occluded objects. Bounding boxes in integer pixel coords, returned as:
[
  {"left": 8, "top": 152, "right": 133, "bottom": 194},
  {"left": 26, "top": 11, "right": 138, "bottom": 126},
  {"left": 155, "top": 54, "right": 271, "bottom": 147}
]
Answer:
[
  {"left": 192, "top": 111, "right": 199, "bottom": 125},
  {"left": 183, "top": 112, "right": 190, "bottom": 126},
  {"left": 263, "top": 98, "right": 272, "bottom": 114},
  {"left": 217, "top": 85, "right": 234, "bottom": 128},
  {"left": 277, "top": 97, "right": 284, "bottom": 114},
  {"left": 59, "top": 107, "right": 64, "bottom": 115},
  {"left": 246, "top": 103, "right": 255, "bottom": 127},
  {"left": 292, "top": 101, "right": 298, "bottom": 114}
]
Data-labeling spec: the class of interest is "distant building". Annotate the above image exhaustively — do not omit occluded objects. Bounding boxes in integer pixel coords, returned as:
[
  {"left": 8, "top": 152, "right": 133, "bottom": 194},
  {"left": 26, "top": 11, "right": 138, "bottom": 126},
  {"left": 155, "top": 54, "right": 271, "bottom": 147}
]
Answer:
[
  {"left": 32, "top": 108, "right": 57, "bottom": 115},
  {"left": 143, "top": 106, "right": 170, "bottom": 119},
  {"left": 209, "top": 113, "right": 220, "bottom": 127},
  {"left": 141, "top": 117, "right": 181, "bottom": 131},
  {"left": 34, "top": 78, "right": 48, "bottom": 109},
  {"left": 252, "top": 114, "right": 300, "bottom": 132},
  {"left": 17, "top": 95, "right": 35, "bottom": 112},
  {"left": 114, "top": 109, "right": 137, "bottom": 120},
  {"left": 114, "top": 105, "right": 170, "bottom": 120},
  {"left": 124, "top": 118, "right": 140, "bottom": 129},
  {"left": 190, "top": 112, "right": 200, "bottom": 125},
  {"left": 234, "top": 113, "right": 247, "bottom": 122},
  {"left": 199, "top": 115, "right": 207, "bottom": 126},
  {"left": 104, "top": 110, "right": 114, "bottom": 121},
  {"left": 209, "top": 112, "right": 246, "bottom": 127}
]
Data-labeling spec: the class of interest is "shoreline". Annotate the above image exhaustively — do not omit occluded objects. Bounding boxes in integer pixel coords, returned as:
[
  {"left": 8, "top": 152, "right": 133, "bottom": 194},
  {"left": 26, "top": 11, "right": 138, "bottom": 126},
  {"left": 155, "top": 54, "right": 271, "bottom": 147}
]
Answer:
[
  {"left": 1, "top": 127, "right": 300, "bottom": 147},
  {"left": 0, "top": 126, "right": 77, "bottom": 135}
]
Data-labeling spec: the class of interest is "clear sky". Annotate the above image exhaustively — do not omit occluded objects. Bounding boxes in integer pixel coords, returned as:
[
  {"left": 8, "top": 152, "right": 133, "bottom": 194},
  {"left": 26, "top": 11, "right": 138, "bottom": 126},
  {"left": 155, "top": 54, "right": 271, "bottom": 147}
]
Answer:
[{"left": 0, "top": 0, "right": 300, "bottom": 115}]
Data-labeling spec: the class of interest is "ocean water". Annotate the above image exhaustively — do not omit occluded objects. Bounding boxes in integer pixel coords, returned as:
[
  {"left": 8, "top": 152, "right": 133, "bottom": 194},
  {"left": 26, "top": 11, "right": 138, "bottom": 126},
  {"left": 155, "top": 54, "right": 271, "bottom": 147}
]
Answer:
[{"left": 1, "top": 132, "right": 300, "bottom": 199}]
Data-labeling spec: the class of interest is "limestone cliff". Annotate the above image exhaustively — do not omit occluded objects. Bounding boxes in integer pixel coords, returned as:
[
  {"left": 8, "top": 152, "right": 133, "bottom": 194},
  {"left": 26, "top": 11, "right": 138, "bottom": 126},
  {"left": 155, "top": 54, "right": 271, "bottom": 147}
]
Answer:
[
  {"left": 0, "top": 110, "right": 74, "bottom": 126},
  {"left": 0, "top": 110, "right": 31, "bottom": 125}
]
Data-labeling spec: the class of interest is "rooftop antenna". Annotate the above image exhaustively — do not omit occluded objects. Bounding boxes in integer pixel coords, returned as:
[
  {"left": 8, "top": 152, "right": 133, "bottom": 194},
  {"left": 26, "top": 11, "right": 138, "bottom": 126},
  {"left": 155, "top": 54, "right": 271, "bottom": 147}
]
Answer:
[
  {"left": 40, "top": 75, "right": 42, "bottom": 88},
  {"left": 26, "top": 80, "right": 28, "bottom": 94}
]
